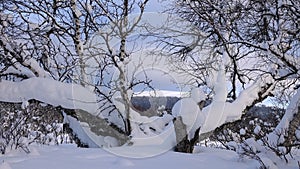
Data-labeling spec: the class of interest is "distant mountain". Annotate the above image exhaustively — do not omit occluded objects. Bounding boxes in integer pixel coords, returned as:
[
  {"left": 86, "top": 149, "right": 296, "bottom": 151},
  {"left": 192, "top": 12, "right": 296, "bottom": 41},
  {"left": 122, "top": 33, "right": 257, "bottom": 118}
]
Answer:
[
  {"left": 131, "top": 96, "right": 181, "bottom": 116},
  {"left": 131, "top": 91, "right": 283, "bottom": 121},
  {"left": 131, "top": 90, "right": 187, "bottom": 117},
  {"left": 133, "top": 90, "right": 189, "bottom": 97}
]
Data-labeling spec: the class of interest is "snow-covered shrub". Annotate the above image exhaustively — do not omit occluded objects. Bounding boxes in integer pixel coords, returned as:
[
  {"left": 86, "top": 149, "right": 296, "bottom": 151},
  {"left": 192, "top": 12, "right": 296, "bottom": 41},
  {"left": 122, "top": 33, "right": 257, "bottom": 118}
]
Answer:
[
  {"left": 206, "top": 105, "right": 298, "bottom": 169},
  {"left": 237, "top": 128, "right": 300, "bottom": 169},
  {"left": 236, "top": 102, "right": 300, "bottom": 169},
  {"left": 210, "top": 105, "right": 284, "bottom": 150},
  {"left": 0, "top": 101, "right": 68, "bottom": 154}
]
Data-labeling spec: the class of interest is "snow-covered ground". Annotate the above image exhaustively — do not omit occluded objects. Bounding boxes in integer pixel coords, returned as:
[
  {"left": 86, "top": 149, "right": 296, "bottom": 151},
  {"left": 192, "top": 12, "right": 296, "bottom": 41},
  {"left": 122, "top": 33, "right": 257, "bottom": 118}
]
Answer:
[{"left": 0, "top": 145, "right": 260, "bottom": 169}]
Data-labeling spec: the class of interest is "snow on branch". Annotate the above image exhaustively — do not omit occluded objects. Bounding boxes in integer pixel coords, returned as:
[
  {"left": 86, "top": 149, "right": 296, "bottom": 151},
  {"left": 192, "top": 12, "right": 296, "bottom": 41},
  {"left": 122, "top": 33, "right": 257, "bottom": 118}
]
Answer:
[
  {"left": 267, "top": 87, "right": 300, "bottom": 145},
  {"left": 0, "top": 37, "right": 51, "bottom": 79},
  {"left": 22, "top": 58, "right": 52, "bottom": 78},
  {"left": 200, "top": 72, "right": 274, "bottom": 134},
  {"left": 201, "top": 63, "right": 227, "bottom": 132},
  {"left": 0, "top": 77, "right": 98, "bottom": 114}
]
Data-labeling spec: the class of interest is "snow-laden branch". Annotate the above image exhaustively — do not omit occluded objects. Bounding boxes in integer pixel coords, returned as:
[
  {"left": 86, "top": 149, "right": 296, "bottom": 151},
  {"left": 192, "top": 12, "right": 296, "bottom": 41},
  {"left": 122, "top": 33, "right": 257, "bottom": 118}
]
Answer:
[
  {"left": 0, "top": 77, "right": 98, "bottom": 114},
  {"left": 2, "top": 58, "right": 51, "bottom": 78},
  {"left": 22, "top": 58, "right": 52, "bottom": 78},
  {"left": 267, "top": 87, "right": 300, "bottom": 145},
  {"left": 200, "top": 71, "right": 274, "bottom": 134},
  {"left": 172, "top": 64, "right": 275, "bottom": 142},
  {"left": 201, "top": 64, "right": 227, "bottom": 133},
  {"left": 0, "top": 36, "right": 51, "bottom": 79}
]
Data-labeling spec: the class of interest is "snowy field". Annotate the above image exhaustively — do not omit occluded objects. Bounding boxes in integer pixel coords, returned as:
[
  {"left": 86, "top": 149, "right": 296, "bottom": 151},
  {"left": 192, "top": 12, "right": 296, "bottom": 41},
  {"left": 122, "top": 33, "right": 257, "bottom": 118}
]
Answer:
[{"left": 0, "top": 144, "right": 261, "bottom": 169}]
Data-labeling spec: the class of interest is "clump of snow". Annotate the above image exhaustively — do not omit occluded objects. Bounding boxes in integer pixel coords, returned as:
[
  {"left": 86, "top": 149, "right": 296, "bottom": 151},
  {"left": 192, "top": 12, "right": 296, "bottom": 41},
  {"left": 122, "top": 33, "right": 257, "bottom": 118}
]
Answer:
[
  {"left": 2, "top": 60, "right": 35, "bottom": 78},
  {"left": 75, "top": 8, "right": 82, "bottom": 17},
  {"left": 190, "top": 87, "right": 206, "bottom": 103},
  {"left": 296, "top": 130, "right": 300, "bottom": 140},
  {"left": 71, "top": 1, "right": 82, "bottom": 17},
  {"left": 21, "top": 100, "right": 29, "bottom": 110},
  {"left": 23, "top": 58, "right": 52, "bottom": 78},
  {"left": 127, "top": 89, "right": 133, "bottom": 97},
  {"left": 28, "top": 22, "right": 39, "bottom": 29},
  {"left": 2, "top": 20, "right": 8, "bottom": 27},
  {"left": 249, "top": 120, "right": 254, "bottom": 125},
  {"left": 226, "top": 141, "right": 238, "bottom": 150},
  {"left": 104, "top": 136, "right": 119, "bottom": 147},
  {"left": 260, "top": 157, "right": 278, "bottom": 169},
  {"left": 243, "top": 138, "right": 262, "bottom": 153},
  {"left": 240, "top": 129, "right": 246, "bottom": 136},
  {"left": 278, "top": 147, "right": 287, "bottom": 154},
  {"left": 86, "top": 4, "right": 93, "bottom": 13},
  {"left": 254, "top": 125, "right": 261, "bottom": 135}
]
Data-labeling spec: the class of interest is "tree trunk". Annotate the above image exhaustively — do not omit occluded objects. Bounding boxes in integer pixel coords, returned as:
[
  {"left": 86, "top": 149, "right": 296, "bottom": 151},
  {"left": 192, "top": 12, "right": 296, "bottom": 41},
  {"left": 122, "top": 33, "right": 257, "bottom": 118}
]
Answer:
[
  {"left": 173, "top": 116, "right": 200, "bottom": 153},
  {"left": 65, "top": 108, "right": 129, "bottom": 146}
]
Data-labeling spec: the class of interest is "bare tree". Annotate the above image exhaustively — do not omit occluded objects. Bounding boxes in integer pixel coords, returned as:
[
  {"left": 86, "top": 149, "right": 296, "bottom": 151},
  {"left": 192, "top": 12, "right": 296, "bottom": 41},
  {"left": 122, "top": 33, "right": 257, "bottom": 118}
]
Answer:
[
  {"left": 0, "top": 0, "right": 152, "bottom": 146},
  {"left": 153, "top": 0, "right": 300, "bottom": 152},
  {"left": 81, "top": 0, "right": 150, "bottom": 136}
]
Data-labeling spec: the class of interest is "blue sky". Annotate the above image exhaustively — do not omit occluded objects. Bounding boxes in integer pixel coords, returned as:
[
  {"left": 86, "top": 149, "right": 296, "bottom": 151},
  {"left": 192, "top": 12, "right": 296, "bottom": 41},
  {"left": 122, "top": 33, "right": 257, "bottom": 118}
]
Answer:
[{"left": 145, "top": 0, "right": 165, "bottom": 12}]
